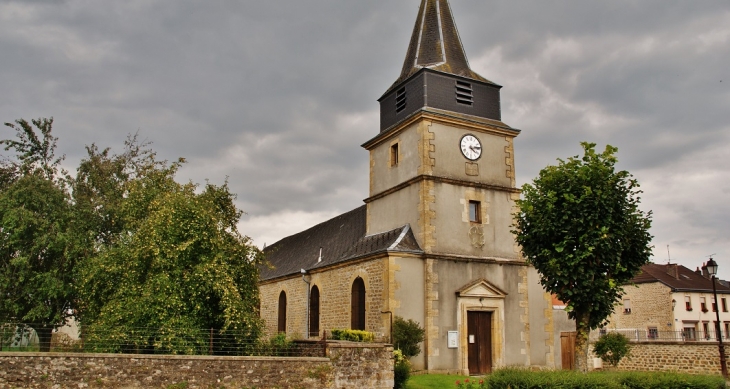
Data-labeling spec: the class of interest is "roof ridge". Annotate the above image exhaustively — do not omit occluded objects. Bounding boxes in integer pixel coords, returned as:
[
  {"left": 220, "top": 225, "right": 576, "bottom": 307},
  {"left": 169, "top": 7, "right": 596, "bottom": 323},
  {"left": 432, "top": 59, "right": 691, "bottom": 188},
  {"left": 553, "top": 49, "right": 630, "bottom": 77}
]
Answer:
[
  {"left": 388, "top": 224, "right": 411, "bottom": 250},
  {"left": 361, "top": 224, "right": 407, "bottom": 239}
]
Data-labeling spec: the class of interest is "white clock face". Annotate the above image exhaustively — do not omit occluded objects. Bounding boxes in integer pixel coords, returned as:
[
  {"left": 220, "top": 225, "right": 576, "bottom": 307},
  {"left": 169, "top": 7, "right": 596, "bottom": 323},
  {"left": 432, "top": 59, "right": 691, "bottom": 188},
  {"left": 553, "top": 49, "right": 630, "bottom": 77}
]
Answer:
[{"left": 460, "top": 134, "right": 482, "bottom": 161}]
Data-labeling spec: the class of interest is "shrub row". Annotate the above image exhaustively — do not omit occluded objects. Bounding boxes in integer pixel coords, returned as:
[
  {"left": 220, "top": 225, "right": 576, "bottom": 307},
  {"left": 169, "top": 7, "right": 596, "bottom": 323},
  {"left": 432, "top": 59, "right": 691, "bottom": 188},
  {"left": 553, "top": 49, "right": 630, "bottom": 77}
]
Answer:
[
  {"left": 457, "top": 368, "right": 727, "bottom": 389},
  {"left": 329, "top": 329, "right": 374, "bottom": 342}
]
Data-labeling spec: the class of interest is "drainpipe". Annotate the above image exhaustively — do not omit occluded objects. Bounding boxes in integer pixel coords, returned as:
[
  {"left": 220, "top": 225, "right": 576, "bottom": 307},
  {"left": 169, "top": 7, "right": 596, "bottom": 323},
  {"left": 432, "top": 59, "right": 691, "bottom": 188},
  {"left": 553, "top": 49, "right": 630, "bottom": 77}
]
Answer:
[{"left": 301, "top": 268, "right": 311, "bottom": 338}]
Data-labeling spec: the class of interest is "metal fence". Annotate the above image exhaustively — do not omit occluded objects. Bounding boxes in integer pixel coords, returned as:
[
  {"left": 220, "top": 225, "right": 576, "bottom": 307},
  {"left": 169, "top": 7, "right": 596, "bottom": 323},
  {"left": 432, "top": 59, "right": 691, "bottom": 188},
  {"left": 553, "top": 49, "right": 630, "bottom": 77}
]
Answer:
[
  {"left": 0, "top": 323, "right": 326, "bottom": 357},
  {"left": 591, "top": 328, "right": 729, "bottom": 343}
]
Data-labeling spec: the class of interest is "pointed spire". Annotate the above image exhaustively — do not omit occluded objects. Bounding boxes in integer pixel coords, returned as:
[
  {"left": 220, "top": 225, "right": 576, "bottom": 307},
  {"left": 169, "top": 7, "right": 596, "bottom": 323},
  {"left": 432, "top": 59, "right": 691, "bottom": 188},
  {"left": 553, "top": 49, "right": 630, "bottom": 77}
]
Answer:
[
  {"left": 377, "top": 0, "right": 503, "bottom": 131},
  {"left": 390, "top": 0, "right": 490, "bottom": 91}
]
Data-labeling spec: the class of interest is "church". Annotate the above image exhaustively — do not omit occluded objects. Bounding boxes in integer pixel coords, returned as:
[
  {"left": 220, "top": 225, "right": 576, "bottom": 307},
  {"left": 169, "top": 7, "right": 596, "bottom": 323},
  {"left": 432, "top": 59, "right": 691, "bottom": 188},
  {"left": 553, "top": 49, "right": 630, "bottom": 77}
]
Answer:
[{"left": 259, "top": 0, "right": 555, "bottom": 374}]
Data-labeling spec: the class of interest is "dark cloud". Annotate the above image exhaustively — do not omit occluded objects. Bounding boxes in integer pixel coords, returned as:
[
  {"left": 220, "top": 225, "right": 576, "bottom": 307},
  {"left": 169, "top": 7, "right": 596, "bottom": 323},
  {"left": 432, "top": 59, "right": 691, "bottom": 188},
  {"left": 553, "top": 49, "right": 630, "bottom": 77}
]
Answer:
[{"left": 1, "top": 0, "right": 729, "bottom": 279}]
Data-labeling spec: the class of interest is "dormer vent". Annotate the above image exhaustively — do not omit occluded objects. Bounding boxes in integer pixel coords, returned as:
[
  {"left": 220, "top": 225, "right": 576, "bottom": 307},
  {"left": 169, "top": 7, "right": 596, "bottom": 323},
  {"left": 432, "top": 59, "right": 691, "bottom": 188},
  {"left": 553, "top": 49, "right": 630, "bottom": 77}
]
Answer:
[
  {"left": 396, "top": 87, "right": 407, "bottom": 113},
  {"left": 456, "top": 80, "right": 473, "bottom": 106}
]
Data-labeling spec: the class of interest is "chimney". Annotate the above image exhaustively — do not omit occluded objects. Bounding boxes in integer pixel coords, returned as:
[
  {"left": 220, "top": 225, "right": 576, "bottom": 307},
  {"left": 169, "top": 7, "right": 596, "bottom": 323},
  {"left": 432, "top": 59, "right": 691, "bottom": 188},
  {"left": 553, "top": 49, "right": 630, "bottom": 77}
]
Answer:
[
  {"left": 701, "top": 262, "right": 711, "bottom": 279},
  {"left": 666, "top": 264, "right": 679, "bottom": 280}
]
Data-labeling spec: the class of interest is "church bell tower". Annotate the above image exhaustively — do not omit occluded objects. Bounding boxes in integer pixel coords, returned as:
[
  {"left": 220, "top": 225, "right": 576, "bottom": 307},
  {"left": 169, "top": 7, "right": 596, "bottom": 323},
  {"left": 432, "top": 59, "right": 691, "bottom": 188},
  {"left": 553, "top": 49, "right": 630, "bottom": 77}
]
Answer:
[{"left": 362, "top": 0, "right": 522, "bottom": 261}]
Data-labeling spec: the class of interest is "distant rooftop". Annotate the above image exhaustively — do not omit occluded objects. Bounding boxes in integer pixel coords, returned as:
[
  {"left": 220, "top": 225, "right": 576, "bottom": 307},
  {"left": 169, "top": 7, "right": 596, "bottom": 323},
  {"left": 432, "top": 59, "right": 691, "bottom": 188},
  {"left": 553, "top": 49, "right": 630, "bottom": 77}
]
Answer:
[{"left": 631, "top": 263, "right": 730, "bottom": 294}]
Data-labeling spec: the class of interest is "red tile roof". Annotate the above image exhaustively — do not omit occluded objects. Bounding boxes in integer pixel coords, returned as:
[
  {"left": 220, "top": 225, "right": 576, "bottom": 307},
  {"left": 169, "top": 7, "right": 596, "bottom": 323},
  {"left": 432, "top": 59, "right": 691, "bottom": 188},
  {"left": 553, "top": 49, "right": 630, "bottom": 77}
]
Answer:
[{"left": 631, "top": 263, "right": 730, "bottom": 294}]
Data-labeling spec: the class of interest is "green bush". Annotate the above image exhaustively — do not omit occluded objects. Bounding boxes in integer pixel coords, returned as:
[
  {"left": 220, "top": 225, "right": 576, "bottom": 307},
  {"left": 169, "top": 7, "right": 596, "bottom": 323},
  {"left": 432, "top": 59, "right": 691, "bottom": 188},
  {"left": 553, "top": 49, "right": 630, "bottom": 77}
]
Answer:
[
  {"left": 486, "top": 368, "right": 618, "bottom": 389},
  {"left": 330, "top": 329, "right": 374, "bottom": 342},
  {"left": 393, "top": 349, "right": 411, "bottom": 389},
  {"left": 259, "top": 332, "right": 294, "bottom": 356},
  {"left": 392, "top": 316, "right": 425, "bottom": 358},
  {"left": 593, "top": 332, "right": 631, "bottom": 367},
  {"left": 481, "top": 368, "right": 727, "bottom": 389},
  {"left": 615, "top": 371, "right": 727, "bottom": 389}
]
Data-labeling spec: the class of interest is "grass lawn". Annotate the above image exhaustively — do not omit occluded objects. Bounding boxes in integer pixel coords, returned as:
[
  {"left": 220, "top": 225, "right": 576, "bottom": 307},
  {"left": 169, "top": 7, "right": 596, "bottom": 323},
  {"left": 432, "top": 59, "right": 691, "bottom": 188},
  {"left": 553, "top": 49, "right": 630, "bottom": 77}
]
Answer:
[
  {"left": 405, "top": 371, "right": 728, "bottom": 389},
  {"left": 406, "top": 374, "right": 479, "bottom": 389}
]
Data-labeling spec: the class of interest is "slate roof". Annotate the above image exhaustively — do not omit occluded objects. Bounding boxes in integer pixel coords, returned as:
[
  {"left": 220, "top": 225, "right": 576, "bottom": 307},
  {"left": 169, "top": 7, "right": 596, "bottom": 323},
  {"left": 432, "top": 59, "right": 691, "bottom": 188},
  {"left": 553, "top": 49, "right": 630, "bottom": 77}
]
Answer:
[
  {"left": 384, "top": 0, "right": 496, "bottom": 95},
  {"left": 631, "top": 263, "right": 730, "bottom": 294},
  {"left": 260, "top": 205, "right": 423, "bottom": 281}
]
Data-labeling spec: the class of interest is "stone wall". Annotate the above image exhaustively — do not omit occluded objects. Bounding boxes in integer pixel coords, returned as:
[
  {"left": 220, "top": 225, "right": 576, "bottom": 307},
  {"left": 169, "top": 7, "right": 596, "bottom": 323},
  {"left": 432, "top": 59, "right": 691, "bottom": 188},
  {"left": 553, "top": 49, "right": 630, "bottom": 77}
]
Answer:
[
  {"left": 259, "top": 257, "right": 388, "bottom": 339},
  {"left": 606, "top": 282, "right": 673, "bottom": 332},
  {"left": 0, "top": 342, "right": 394, "bottom": 389},
  {"left": 611, "top": 342, "right": 729, "bottom": 375},
  {"left": 327, "top": 342, "right": 393, "bottom": 388}
]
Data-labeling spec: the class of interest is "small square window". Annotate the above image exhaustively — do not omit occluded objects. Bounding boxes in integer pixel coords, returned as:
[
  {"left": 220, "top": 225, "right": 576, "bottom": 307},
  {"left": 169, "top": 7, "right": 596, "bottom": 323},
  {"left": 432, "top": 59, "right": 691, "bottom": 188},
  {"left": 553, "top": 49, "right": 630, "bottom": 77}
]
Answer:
[
  {"left": 468, "top": 201, "right": 481, "bottom": 223},
  {"left": 390, "top": 143, "right": 399, "bottom": 167}
]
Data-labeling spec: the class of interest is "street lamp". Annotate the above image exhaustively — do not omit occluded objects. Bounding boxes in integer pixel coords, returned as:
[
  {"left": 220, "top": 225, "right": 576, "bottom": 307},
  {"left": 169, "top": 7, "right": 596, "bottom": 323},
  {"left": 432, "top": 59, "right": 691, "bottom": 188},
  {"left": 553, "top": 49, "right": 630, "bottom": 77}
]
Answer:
[{"left": 706, "top": 257, "right": 728, "bottom": 379}]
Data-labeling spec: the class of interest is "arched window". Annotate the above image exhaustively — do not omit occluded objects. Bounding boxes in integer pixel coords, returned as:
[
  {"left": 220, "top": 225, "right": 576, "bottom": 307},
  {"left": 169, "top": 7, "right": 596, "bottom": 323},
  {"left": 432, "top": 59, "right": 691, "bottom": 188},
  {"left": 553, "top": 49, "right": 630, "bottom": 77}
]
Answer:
[
  {"left": 351, "top": 277, "right": 366, "bottom": 330},
  {"left": 309, "top": 285, "right": 320, "bottom": 338},
  {"left": 278, "top": 291, "right": 287, "bottom": 333}
]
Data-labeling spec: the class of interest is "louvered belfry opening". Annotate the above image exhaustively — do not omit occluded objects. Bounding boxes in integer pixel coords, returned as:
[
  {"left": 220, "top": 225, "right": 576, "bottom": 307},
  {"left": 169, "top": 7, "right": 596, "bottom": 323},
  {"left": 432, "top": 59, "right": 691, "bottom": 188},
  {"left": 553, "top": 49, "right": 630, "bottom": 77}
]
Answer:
[
  {"left": 277, "top": 291, "right": 287, "bottom": 333},
  {"left": 309, "top": 285, "right": 320, "bottom": 338},
  {"left": 351, "top": 278, "right": 366, "bottom": 330},
  {"left": 456, "top": 80, "right": 473, "bottom": 105},
  {"left": 396, "top": 87, "right": 407, "bottom": 113}
]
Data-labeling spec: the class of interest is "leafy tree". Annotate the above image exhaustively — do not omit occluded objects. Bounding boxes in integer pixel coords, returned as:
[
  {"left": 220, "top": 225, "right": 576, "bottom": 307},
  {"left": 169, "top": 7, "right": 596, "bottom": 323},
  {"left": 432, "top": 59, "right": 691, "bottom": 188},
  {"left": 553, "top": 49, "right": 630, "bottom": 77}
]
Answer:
[
  {"left": 1, "top": 118, "right": 63, "bottom": 181},
  {"left": 0, "top": 118, "right": 73, "bottom": 351},
  {"left": 593, "top": 332, "right": 631, "bottom": 367},
  {"left": 392, "top": 316, "right": 425, "bottom": 358},
  {"left": 2, "top": 117, "right": 265, "bottom": 354},
  {"left": 69, "top": 134, "right": 162, "bottom": 249},
  {"left": 513, "top": 142, "right": 652, "bottom": 372},
  {"left": 74, "top": 144, "right": 264, "bottom": 354}
]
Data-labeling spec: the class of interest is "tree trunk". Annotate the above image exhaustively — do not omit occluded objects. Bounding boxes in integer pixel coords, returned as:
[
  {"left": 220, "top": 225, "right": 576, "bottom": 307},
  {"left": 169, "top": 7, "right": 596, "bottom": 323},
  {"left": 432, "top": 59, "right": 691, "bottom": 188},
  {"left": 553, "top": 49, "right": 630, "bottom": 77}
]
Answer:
[
  {"left": 573, "top": 310, "right": 590, "bottom": 373},
  {"left": 36, "top": 326, "right": 53, "bottom": 352}
]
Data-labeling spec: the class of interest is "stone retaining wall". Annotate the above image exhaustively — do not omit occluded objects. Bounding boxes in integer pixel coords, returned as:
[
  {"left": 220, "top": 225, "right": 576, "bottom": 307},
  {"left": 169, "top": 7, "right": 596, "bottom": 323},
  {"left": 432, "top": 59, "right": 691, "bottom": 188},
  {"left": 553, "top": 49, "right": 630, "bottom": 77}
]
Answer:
[
  {"left": 327, "top": 342, "right": 392, "bottom": 388},
  {"left": 613, "top": 342, "right": 729, "bottom": 375},
  {"left": 0, "top": 342, "right": 393, "bottom": 389}
]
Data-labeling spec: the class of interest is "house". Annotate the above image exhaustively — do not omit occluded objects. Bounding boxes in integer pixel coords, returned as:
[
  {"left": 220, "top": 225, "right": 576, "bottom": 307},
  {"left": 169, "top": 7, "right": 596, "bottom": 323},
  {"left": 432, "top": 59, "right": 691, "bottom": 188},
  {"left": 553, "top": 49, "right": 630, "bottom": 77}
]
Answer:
[
  {"left": 258, "top": 0, "right": 555, "bottom": 375},
  {"left": 604, "top": 262, "right": 730, "bottom": 341}
]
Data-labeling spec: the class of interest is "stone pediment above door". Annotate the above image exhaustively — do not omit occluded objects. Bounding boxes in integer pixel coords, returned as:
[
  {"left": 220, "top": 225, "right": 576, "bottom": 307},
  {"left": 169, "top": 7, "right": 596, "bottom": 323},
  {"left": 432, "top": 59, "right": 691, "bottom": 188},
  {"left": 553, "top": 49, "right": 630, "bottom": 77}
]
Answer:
[{"left": 456, "top": 279, "right": 507, "bottom": 299}]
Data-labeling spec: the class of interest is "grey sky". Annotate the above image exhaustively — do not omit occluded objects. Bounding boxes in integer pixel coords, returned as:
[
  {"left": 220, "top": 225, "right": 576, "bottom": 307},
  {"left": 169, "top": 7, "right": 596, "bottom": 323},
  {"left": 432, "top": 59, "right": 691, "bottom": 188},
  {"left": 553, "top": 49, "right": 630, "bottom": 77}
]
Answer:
[{"left": 1, "top": 1, "right": 729, "bottom": 279}]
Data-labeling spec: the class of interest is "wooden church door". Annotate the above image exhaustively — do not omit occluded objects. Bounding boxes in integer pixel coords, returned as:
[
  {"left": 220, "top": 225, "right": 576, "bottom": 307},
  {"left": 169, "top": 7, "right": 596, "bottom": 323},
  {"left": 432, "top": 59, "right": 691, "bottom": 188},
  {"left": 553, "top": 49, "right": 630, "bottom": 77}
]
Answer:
[{"left": 467, "top": 311, "right": 493, "bottom": 375}]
